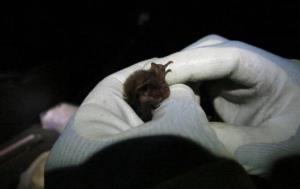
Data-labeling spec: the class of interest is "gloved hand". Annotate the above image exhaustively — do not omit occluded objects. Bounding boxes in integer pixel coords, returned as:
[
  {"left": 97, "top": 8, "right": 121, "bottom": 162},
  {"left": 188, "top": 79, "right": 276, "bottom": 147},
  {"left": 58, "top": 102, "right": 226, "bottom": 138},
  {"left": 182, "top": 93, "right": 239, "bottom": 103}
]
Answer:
[
  {"left": 46, "top": 36, "right": 229, "bottom": 172},
  {"left": 46, "top": 34, "right": 300, "bottom": 176},
  {"left": 157, "top": 34, "right": 300, "bottom": 175}
]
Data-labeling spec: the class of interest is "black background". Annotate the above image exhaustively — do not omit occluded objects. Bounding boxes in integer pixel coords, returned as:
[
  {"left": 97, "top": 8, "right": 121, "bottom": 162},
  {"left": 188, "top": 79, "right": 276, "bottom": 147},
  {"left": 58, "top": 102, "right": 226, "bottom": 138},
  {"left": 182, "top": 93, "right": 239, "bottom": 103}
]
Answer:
[
  {"left": 0, "top": 2, "right": 300, "bottom": 139},
  {"left": 2, "top": 2, "right": 300, "bottom": 73}
]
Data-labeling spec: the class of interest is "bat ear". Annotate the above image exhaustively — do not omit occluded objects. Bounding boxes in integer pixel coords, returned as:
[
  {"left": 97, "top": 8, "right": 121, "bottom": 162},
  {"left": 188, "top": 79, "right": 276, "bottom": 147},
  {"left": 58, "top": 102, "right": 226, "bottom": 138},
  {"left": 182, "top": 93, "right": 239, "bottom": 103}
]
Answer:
[
  {"left": 150, "top": 63, "right": 157, "bottom": 69},
  {"left": 150, "top": 63, "right": 160, "bottom": 74}
]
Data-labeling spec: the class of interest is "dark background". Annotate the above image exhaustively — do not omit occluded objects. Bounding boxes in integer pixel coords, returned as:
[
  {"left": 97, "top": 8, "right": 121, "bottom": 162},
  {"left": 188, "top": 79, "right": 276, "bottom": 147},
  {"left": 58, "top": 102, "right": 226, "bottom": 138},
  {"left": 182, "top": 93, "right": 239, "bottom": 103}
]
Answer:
[{"left": 0, "top": 2, "right": 300, "bottom": 141}]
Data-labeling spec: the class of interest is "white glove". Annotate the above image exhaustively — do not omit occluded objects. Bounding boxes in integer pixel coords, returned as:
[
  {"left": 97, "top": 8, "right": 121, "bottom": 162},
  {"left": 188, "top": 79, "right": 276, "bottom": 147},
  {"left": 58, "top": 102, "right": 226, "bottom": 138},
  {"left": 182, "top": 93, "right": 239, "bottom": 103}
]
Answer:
[{"left": 157, "top": 34, "right": 300, "bottom": 175}]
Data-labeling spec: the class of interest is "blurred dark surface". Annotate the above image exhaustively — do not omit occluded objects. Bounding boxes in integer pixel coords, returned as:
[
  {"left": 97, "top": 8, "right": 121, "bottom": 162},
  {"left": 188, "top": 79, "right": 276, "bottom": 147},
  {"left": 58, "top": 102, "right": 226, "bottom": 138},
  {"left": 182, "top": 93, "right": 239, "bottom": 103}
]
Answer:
[
  {"left": 46, "top": 135, "right": 257, "bottom": 189},
  {"left": 0, "top": 2, "right": 300, "bottom": 141},
  {"left": 0, "top": 125, "right": 59, "bottom": 189}
]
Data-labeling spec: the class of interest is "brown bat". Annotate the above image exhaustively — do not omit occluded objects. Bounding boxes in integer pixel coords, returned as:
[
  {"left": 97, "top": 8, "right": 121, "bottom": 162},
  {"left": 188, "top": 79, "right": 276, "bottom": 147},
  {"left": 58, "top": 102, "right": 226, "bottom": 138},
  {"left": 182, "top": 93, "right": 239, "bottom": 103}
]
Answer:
[{"left": 123, "top": 61, "right": 173, "bottom": 121}]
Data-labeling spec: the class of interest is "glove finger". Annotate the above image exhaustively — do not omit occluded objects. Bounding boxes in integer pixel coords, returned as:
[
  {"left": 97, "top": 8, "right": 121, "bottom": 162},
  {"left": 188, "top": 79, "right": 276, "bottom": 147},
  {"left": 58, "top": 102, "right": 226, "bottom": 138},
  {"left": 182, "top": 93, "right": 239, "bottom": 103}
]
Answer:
[
  {"left": 159, "top": 44, "right": 241, "bottom": 85},
  {"left": 209, "top": 121, "right": 300, "bottom": 175},
  {"left": 161, "top": 41, "right": 286, "bottom": 89},
  {"left": 183, "top": 34, "right": 229, "bottom": 50}
]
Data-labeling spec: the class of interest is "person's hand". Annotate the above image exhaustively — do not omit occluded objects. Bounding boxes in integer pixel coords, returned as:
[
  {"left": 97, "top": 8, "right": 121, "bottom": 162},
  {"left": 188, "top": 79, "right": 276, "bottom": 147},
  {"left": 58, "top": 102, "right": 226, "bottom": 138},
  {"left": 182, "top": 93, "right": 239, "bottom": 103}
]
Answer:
[{"left": 154, "top": 34, "right": 300, "bottom": 174}]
